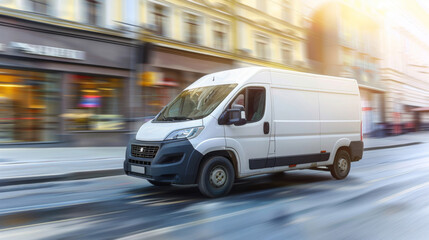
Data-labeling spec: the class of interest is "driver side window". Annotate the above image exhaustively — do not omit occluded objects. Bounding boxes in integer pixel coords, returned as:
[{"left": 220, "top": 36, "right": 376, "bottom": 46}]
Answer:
[{"left": 230, "top": 87, "right": 266, "bottom": 123}]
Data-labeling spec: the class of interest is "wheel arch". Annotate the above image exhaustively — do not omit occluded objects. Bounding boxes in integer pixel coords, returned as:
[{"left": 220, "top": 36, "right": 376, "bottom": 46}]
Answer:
[
  {"left": 328, "top": 138, "right": 352, "bottom": 164},
  {"left": 198, "top": 150, "right": 239, "bottom": 180}
]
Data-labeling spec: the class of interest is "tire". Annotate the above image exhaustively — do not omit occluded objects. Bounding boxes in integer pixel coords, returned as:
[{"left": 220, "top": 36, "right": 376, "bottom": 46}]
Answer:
[
  {"left": 198, "top": 156, "right": 235, "bottom": 198},
  {"left": 329, "top": 149, "right": 351, "bottom": 180},
  {"left": 148, "top": 180, "right": 171, "bottom": 186}
]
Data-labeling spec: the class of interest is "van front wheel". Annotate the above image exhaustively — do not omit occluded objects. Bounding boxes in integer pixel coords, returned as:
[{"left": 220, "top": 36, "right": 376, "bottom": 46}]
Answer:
[
  {"left": 330, "top": 149, "right": 351, "bottom": 180},
  {"left": 198, "top": 156, "right": 235, "bottom": 198}
]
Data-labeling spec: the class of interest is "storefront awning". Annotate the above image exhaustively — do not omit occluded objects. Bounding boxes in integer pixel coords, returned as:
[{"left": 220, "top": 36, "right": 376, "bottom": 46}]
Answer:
[{"left": 411, "top": 107, "right": 429, "bottom": 112}]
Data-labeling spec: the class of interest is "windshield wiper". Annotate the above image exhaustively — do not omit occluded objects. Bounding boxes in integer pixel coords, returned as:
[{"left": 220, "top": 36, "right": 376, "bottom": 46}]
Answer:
[{"left": 163, "top": 116, "right": 195, "bottom": 121}]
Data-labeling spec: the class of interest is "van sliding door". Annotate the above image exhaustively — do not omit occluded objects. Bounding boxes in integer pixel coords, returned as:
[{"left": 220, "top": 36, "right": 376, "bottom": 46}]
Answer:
[{"left": 271, "top": 87, "right": 322, "bottom": 169}]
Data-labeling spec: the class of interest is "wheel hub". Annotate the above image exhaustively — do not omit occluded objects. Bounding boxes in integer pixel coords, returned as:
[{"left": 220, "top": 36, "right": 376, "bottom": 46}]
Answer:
[
  {"left": 210, "top": 166, "right": 227, "bottom": 188},
  {"left": 338, "top": 158, "right": 348, "bottom": 172}
]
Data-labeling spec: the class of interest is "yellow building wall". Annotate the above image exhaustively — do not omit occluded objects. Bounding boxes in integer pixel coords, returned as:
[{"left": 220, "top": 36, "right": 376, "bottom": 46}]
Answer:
[
  {"left": 139, "top": 0, "right": 147, "bottom": 26},
  {"left": 57, "top": 0, "right": 76, "bottom": 21},
  {"left": 138, "top": 0, "right": 305, "bottom": 70},
  {"left": 0, "top": 0, "right": 18, "bottom": 9},
  {"left": 113, "top": 0, "right": 122, "bottom": 23},
  {"left": 141, "top": 0, "right": 233, "bottom": 49}
]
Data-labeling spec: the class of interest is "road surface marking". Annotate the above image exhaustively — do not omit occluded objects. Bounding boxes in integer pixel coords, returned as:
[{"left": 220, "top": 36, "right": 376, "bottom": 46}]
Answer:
[
  {"left": 378, "top": 182, "right": 429, "bottom": 204},
  {"left": 367, "top": 172, "right": 411, "bottom": 184},
  {"left": 149, "top": 199, "right": 191, "bottom": 206},
  {"left": 0, "top": 194, "right": 123, "bottom": 215},
  {"left": 119, "top": 197, "right": 302, "bottom": 240},
  {"left": 0, "top": 211, "right": 123, "bottom": 233},
  {"left": 127, "top": 192, "right": 163, "bottom": 199},
  {"left": 288, "top": 216, "right": 313, "bottom": 225},
  {"left": 129, "top": 198, "right": 165, "bottom": 204}
]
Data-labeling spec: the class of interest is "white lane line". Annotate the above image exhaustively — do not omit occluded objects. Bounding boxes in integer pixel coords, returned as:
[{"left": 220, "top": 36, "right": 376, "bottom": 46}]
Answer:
[
  {"left": 149, "top": 199, "right": 191, "bottom": 206},
  {"left": 127, "top": 192, "right": 163, "bottom": 199},
  {"left": 288, "top": 216, "right": 313, "bottom": 225},
  {"left": 119, "top": 197, "right": 302, "bottom": 240},
  {"left": 378, "top": 182, "right": 429, "bottom": 204},
  {"left": 0, "top": 210, "right": 123, "bottom": 232},
  {"left": 0, "top": 195, "right": 120, "bottom": 216}
]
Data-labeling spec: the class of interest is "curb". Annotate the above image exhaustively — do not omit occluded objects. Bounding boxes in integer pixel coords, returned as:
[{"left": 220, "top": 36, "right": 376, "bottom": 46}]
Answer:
[
  {"left": 364, "top": 142, "right": 422, "bottom": 151},
  {"left": 0, "top": 168, "right": 124, "bottom": 187}
]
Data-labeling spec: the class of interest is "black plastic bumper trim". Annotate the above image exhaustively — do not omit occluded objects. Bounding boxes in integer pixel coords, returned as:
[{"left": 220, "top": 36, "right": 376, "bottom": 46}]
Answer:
[{"left": 349, "top": 141, "right": 364, "bottom": 161}]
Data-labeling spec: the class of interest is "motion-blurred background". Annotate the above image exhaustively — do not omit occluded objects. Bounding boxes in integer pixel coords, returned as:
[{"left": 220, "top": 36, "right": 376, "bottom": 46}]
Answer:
[{"left": 0, "top": 0, "right": 428, "bottom": 147}]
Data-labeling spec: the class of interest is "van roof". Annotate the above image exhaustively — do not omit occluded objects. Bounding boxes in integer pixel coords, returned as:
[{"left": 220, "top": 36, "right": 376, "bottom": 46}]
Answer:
[{"left": 186, "top": 67, "right": 357, "bottom": 91}]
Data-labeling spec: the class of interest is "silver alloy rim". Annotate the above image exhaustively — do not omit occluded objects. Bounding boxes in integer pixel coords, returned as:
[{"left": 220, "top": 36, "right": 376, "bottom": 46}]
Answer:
[
  {"left": 209, "top": 166, "right": 227, "bottom": 188},
  {"left": 338, "top": 158, "right": 348, "bottom": 173}
]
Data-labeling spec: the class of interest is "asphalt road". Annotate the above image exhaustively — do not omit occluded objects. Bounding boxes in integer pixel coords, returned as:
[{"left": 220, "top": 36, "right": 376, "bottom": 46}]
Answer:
[{"left": 1, "top": 143, "right": 429, "bottom": 240}]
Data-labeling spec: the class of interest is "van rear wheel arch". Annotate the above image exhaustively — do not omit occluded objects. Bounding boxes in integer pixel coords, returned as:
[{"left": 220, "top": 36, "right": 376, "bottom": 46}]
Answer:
[{"left": 336, "top": 146, "right": 351, "bottom": 158}]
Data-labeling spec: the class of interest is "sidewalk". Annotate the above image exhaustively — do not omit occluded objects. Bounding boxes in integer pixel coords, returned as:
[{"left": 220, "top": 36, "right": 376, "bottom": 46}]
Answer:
[
  {"left": 0, "top": 147, "right": 126, "bottom": 186},
  {"left": 363, "top": 131, "right": 428, "bottom": 150},
  {"left": 1, "top": 132, "right": 428, "bottom": 186}
]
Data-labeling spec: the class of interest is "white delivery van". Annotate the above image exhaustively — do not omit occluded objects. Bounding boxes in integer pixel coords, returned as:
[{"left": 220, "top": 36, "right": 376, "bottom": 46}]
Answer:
[{"left": 124, "top": 67, "right": 363, "bottom": 198}]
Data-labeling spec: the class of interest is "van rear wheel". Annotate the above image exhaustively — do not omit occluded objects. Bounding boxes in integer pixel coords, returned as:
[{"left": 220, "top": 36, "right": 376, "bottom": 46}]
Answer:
[
  {"left": 198, "top": 156, "right": 235, "bottom": 198},
  {"left": 330, "top": 149, "right": 351, "bottom": 180}
]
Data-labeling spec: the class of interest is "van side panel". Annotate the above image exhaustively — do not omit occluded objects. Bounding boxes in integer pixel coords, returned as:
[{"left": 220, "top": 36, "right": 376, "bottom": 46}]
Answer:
[
  {"left": 271, "top": 87, "right": 321, "bottom": 165},
  {"left": 319, "top": 88, "right": 361, "bottom": 164}
]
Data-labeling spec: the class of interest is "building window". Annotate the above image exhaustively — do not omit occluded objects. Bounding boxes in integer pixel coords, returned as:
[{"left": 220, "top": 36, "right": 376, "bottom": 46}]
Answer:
[
  {"left": 281, "top": 42, "right": 293, "bottom": 65},
  {"left": 184, "top": 12, "right": 201, "bottom": 44},
  {"left": 213, "top": 21, "right": 228, "bottom": 50},
  {"left": 86, "top": 0, "right": 101, "bottom": 26},
  {"left": 0, "top": 69, "right": 60, "bottom": 143},
  {"left": 282, "top": 0, "right": 292, "bottom": 22},
  {"left": 64, "top": 75, "right": 124, "bottom": 131},
  {"left": 29, "top": 0, "right": 49, "bottom": 14},
  {"left": 255, "top": 34, "right": 270, "bottom": 60},
  {"left": 150, "top": 3, "right": 169, "bottom": 36}
]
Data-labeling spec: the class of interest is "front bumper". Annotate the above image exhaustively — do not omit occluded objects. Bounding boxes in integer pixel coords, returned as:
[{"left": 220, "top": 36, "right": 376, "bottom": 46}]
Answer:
[{"left": 123, "top": 138, "right": 203, "bottom": 184}]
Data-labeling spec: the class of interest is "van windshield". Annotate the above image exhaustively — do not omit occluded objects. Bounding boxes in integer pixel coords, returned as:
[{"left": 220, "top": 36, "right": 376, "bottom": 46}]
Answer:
[{"left": 155, "top": 84, "right": 237, "bottom": 121}]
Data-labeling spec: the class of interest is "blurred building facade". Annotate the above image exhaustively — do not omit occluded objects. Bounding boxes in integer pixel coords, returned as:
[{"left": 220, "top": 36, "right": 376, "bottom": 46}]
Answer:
[
  {"left": 0, "top": 1, "right": 135, "bottom": 146},
  {"left": 0, "top": 0, "right": 308, "bottom": 146},
  {"left": 380, "top": 0, "right": 429, "bottom": 133},
  {"left": 1, "top": 0, "right": 428, "bottom": 146},
  {"left": 306, "top": 0, "right": 385, "bottom": 136}
]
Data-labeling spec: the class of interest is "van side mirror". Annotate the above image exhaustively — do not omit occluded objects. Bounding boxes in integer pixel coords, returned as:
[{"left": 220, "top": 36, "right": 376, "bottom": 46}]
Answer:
[{"left": 218, "top": 106, "right": 247, "bottom": 126}]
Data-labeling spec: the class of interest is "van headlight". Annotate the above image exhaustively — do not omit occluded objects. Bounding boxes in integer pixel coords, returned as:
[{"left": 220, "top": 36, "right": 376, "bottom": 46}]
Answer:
[{"left": 165, "top": 127, "right": 204, "bottom": 140}]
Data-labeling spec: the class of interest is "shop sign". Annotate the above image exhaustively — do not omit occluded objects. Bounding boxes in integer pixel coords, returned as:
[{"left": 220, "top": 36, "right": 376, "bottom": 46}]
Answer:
[
  {"left": 10, "top": 42, "right": 85, "bottom": 60},
  {"left": 139, "top": 71, "right": 159, "bottom": 87}
]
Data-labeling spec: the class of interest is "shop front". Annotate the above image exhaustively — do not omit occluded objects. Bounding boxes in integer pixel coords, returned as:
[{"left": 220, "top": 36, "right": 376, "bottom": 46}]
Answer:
[
  {"left": 0, "top": 69, "right": 60, "bottom": 143},
  {"left": 0, "top": 15, "right": 134, "bottom": 146},
  {"left": 359, "top": 86, "right": 385, "bottom": 137}
]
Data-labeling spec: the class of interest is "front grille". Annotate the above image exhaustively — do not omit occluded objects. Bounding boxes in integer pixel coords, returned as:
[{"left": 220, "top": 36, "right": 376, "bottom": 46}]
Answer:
[
  {"left": 129, "top": 159, "right": 151, "bottom": 166},
  {"left": 131, "top": 145, "right": 159, "bottom": 158}
]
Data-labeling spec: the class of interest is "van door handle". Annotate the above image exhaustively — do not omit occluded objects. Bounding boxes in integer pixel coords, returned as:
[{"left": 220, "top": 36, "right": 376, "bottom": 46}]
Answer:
[{"left": 263, "top": 122, "right": 269, "bottom": 134}]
